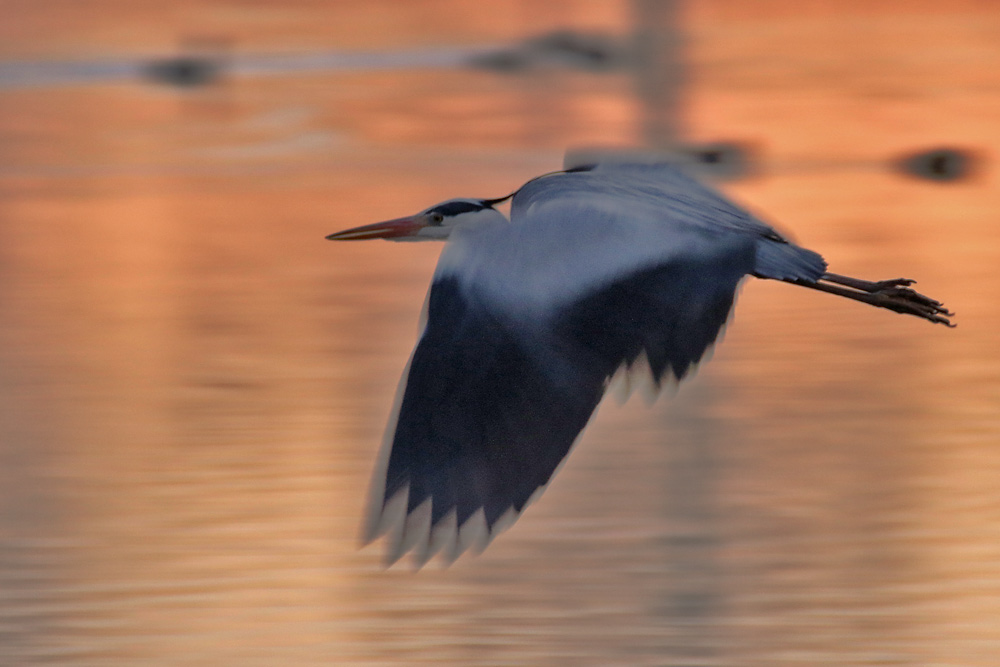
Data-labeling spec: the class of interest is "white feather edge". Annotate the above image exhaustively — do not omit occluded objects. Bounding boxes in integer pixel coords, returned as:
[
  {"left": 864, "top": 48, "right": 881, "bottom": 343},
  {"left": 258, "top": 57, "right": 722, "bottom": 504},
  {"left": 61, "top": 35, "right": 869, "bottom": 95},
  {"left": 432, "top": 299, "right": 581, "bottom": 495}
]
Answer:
[
  {"left": 372, "top": 430, "right": 579, "bottom": 568},
  {"left": 606, "top": 280, "right": 744, "bottom": 406},
  {"left": 359, "top": 287, "right": 431, "bottom": 549},
  {"left": 364, "top": 431, "right": 579, "bottom": 569},
  {"left": 362, "top": 281, "right": 746, "bottom": 568}
]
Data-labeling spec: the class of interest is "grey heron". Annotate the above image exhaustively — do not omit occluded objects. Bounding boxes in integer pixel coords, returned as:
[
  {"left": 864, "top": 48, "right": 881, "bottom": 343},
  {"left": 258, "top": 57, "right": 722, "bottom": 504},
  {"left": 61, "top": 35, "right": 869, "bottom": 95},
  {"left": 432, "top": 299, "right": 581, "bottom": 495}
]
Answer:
[{"left": 327, "top": 161, "right": 953, "bottom": 567}]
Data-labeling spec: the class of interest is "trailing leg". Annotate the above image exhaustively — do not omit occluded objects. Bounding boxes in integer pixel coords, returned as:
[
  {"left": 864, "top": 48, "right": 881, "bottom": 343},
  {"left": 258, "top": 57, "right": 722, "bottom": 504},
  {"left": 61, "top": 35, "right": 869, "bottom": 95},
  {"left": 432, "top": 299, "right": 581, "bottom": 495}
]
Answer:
[{"left": 792, "top": 272, "right": 954, "bottom": 327}]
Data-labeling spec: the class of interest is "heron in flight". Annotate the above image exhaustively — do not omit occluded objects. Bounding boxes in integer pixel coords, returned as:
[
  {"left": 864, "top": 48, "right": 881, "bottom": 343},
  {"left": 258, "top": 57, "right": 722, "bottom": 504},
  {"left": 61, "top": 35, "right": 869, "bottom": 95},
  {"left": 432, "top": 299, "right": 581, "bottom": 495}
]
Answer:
[{"left": 327, "top": 161, "right": 953, "bottom": 567}]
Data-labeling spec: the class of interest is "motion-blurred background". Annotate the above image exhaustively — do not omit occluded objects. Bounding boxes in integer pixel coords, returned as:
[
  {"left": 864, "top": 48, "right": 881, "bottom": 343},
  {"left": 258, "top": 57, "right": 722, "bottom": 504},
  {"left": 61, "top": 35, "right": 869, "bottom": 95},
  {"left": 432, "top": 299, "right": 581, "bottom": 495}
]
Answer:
[{"left": 0, "top": 1, "right": 997, "bottom": 665}]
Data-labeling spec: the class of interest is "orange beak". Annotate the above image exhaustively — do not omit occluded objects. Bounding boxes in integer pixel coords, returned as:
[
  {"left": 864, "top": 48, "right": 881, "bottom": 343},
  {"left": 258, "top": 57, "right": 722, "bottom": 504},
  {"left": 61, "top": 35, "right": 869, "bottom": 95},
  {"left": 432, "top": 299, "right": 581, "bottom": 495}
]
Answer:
[{"left": 325, "top": 215, "right": 429, "bottom": 241}]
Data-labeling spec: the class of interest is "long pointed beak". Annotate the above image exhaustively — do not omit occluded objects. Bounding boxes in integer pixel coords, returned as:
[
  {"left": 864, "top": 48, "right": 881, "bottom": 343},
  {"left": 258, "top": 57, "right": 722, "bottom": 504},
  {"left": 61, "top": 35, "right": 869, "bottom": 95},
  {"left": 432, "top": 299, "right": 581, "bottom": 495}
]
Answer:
[{"left": 325, "top": 215, "right": 429, "bottom": 241}]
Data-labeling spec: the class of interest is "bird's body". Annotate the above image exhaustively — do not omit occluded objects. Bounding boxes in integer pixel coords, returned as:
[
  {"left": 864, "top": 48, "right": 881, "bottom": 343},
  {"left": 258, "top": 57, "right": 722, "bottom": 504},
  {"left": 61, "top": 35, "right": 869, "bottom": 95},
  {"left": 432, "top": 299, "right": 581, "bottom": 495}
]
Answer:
[
  {"left": 327, "top": 161, "right": 952, "bottom": 567},
  {"left": 439, "top": 163, "right": 823, "bottom": 315}
]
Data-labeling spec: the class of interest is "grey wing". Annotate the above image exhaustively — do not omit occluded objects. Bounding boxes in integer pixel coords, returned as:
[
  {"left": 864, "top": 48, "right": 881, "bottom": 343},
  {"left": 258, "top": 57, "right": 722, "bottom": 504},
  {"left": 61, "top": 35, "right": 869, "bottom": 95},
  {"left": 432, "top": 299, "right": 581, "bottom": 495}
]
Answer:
[
  {"left": 363, "top": 225, "right": 756, "bottom": 567},
  {"left": 363, "top": 275, "right": 609, "bottom": 567},
  {"left": 513, "top": 161, "right": 827, "bottom": 282}
]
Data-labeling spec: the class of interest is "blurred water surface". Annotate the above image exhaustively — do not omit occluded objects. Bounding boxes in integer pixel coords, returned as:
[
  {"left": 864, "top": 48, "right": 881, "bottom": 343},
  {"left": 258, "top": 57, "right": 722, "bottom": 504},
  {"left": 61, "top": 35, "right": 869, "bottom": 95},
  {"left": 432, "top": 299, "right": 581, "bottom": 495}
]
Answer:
[{"left": 1, "top": 1, "right": 999, "bottom": 665}]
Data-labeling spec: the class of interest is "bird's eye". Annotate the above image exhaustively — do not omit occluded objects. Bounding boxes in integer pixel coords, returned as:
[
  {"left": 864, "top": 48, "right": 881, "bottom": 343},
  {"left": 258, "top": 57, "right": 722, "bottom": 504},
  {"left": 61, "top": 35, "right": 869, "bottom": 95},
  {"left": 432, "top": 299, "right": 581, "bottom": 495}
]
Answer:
[{"left": 430, "top": 212, "right": 444, "bottom": 224}]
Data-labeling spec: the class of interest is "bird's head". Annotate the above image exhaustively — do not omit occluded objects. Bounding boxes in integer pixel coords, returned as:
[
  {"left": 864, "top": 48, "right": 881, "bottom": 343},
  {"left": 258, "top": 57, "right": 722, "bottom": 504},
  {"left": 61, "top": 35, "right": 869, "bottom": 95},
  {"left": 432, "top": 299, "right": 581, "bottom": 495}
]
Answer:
[{"left": 326, "top": 197, "right": 508, "bottom": 242}]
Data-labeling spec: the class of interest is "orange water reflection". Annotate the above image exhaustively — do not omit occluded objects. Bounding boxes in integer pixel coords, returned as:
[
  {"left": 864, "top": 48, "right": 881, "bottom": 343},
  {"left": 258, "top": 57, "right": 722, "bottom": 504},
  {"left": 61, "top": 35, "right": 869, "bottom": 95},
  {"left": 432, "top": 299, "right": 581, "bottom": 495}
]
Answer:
[{"left": 1, "top": 1, "right": 999, "bottom": 665}]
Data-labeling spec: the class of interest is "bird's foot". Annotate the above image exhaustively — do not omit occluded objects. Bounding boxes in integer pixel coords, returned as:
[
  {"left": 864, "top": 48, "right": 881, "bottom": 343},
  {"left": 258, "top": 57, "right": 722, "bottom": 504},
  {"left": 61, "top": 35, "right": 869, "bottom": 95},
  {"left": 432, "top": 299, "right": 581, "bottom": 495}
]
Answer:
[
  {"left": 866, "top": 281, "right": 955, "bottom": 326},
  {"left": 819, "top": 273, "right": 955, "bottom": 327}
]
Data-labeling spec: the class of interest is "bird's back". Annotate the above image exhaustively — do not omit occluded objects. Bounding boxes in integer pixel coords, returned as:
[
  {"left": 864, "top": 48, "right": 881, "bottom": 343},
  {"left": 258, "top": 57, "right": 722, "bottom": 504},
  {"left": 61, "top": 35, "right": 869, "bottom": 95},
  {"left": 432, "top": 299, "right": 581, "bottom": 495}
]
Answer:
[{"left": 509, "top": 161, "right": 827, "bottom": 283}]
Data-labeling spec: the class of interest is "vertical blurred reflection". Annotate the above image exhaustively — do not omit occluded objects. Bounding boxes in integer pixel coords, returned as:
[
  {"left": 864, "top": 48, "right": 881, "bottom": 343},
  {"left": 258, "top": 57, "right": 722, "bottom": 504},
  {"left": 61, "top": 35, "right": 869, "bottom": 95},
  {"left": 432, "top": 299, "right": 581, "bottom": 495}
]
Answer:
[
  {"left": 632, "top": 0, "right": 685, "bottom": 147},
  {"left": 653, "top": 380, "right": 726, "bottom": 664}
]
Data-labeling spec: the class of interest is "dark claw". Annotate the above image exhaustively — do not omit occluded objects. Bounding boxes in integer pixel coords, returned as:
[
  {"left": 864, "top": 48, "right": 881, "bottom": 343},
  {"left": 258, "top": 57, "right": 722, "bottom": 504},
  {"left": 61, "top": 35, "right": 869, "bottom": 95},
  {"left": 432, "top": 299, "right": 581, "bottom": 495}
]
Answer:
[
  {"left": 800, "top": 273, "right": 954, "bottom": 327},
  {"left": 875, "top": 278, "right": 916, "bottom": 289},
  {"left": 874, "top": 282, "right": 955, "bottom": 327}
]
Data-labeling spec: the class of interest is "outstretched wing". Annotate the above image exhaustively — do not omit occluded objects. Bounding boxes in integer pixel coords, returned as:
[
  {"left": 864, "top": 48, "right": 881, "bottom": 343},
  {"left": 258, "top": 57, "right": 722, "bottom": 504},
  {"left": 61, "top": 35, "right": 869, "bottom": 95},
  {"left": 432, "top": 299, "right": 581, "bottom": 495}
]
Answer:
[{"left": 362, "top": 212, "right": 756, "bottom": 567}]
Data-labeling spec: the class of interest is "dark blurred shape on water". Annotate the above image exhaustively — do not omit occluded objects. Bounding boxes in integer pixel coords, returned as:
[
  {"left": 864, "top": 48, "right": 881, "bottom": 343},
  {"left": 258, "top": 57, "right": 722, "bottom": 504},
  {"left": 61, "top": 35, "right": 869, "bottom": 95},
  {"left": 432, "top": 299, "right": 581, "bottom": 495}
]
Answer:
[
  {"left": 895, "top": 146, "right": 979, "bottom": 183},
  {"left": 563, "top": 141, "right": 754, "bottom": 180},
  {"left": 144, "top": 55, "right": 224, "bottom": 88},
  {"left": 469, "top": 30, "right": 628, "bottom": 72}
]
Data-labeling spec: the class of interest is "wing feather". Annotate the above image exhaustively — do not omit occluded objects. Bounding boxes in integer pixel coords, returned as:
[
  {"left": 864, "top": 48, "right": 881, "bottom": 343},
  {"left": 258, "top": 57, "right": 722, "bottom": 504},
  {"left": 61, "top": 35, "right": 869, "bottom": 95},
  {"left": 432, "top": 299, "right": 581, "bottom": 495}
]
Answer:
[{"left": 364, "top": 231, "right": 754, "bottom": 566}]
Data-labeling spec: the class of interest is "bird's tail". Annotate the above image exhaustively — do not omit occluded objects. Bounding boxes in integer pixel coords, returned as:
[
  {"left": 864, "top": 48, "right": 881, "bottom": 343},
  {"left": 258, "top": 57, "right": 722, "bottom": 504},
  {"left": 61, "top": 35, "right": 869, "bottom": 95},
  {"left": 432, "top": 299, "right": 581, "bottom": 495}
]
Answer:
[{"left": 753, "top": 240, "right": 827, "bottom": 283}]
